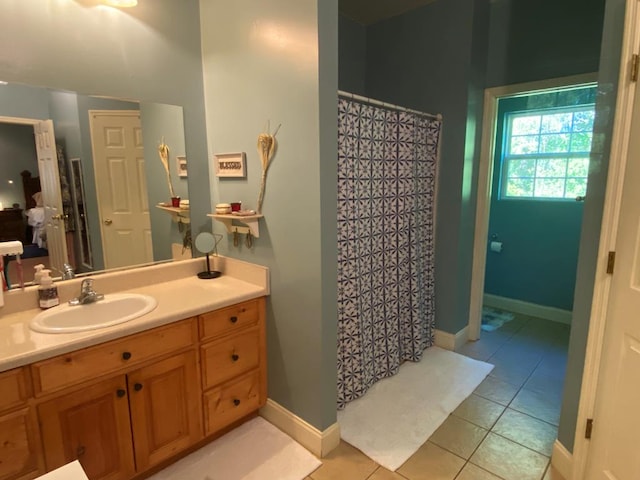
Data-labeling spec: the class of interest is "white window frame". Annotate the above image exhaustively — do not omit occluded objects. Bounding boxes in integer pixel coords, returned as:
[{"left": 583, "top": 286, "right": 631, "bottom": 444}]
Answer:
[{"left": 501, "top": 104, "right": 595, "bottom": 201}]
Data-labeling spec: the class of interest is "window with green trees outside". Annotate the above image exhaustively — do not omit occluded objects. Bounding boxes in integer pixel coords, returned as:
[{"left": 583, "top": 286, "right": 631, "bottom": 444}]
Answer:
[{"left": 501, "top": 106, "right": 595, "bottom": 200}]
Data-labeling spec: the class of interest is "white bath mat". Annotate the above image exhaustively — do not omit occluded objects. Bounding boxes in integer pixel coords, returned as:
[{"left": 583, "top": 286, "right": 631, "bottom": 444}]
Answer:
[
  {"left": 338, "top": 346, "right": 493, "bottom": 471},
  {"left": 147, "top": 417, "right": 321, "bottom": 480},
  {"left": 481, "top": 307, "right": 515, "bottom": 332}
]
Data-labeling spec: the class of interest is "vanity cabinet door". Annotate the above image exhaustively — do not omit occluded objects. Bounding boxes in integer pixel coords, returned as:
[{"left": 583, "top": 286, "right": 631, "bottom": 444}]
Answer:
[
  {"left": 38, "top": 376, "right": 135, "bottom": 480},
  {"left": 0, "top": 407, "right": 42, "bottom": 480},
  {"left": 127, "top": 350, "right": 202, "bottom": 472}
]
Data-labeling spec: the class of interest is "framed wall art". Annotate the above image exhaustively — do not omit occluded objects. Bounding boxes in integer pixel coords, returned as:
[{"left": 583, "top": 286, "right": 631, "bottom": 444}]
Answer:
[
  {"left": 214, "top": 152, "right": 246, "bottom": 178},
  {"left": 177, "top": 155, "right": 187, "bottom": 177}
]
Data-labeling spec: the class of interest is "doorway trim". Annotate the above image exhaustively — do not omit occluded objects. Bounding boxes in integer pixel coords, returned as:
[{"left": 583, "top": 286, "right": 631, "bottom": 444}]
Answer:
[
  {"left": 468, "top": 73, "right": 598, "bottom": 341},
  {"left": 570, "top": 0, "right": 640, "bottom": 477},
  {"left": 0, "top": 115, "right": 39, "bottom": 126}
]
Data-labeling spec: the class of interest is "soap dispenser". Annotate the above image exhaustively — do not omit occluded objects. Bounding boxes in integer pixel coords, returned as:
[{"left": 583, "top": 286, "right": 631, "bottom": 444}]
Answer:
[
  {"left": 38, "top": 269, "right": 59, "bottom": 309},
  {"left": 34, "top": 264, "right": 45, "bottom": 285}
]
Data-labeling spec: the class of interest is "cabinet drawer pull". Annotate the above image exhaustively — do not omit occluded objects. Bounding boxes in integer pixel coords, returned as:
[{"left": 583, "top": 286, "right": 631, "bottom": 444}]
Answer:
[
  {"left": 76, "top": 445, "right": 86, "bottom": 457},
  {"left": 122, "top": 351, "right": 132, "bottom": 360},
  {"left": 233, "top": 398, "right": 241, "bottom": 406},
  {"left": 230, "top": 316, "right": 238, "bottom": 323},
  {"left": 134, "top": 383, "right": 143, "bottom": 391},
  {"left": 231, "top": 354, "right": 239, "bottom": 362},
  {"left": 116, "top": 389, "right": 126, "bottom": 398}
]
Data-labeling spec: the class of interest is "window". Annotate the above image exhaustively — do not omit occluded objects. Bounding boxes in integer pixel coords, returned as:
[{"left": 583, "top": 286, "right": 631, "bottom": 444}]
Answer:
[{"left": 501, "top": 106, "right": 595, "bottom": 200}]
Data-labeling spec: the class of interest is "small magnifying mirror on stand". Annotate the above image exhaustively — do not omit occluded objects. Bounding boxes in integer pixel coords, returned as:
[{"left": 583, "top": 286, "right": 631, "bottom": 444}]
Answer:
[{"left": 195, "top": 232, "right": 222, "bottom": 279}]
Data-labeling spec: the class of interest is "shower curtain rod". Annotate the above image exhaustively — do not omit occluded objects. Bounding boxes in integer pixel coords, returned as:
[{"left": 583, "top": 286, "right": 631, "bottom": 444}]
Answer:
[{"left": 338, "top": 90, "right": 442, "bottom": 121}]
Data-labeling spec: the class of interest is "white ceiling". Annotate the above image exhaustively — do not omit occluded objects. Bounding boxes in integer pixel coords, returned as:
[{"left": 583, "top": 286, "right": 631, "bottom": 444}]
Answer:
[{"left": 339, "top": 0, "right": 439, "bottom": 25}]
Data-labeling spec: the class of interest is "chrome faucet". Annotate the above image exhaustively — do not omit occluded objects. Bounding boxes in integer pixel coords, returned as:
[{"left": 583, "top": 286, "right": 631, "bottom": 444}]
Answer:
[
  {"left": 69, "top": 278, "right": 104, "bottom": 305},
  {"left": 61, "top": 263, "right": 75, "bottom": 280}
]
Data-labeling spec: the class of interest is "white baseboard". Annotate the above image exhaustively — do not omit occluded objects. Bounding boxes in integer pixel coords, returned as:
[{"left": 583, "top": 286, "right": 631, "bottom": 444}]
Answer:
[
  {"left": 483, "top": 294, "right": 572, "bottom": 325},
  {"left": 260, "top": 398, "right": 340, "bottom": 458},
  {"left": 551, "top": 440, "right": 573, "bottom": 479},
  {"left": 434, "top": 326, "right": 469, "bottom": 351}
]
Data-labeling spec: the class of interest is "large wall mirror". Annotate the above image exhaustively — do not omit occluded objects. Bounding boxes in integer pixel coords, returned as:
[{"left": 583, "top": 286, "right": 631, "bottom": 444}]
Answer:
[{"left": 0, "top": 82, "right": 191, "bottom": 288}]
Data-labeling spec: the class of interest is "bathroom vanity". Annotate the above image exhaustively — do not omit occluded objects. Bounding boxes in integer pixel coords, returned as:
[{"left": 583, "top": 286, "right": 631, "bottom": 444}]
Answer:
[{"left": 0, "top": 257, "right": 269, "bottom": 480}]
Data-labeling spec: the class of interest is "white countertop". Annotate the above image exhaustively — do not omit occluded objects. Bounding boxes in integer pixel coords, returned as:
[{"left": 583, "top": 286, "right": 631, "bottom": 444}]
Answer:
[{"left": 0, "top": 259, "right": 269, "bottom": 372}]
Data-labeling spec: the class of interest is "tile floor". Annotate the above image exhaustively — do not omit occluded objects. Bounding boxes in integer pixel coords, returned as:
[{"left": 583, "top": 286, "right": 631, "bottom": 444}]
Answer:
[{"left": 306, "top": 312, "right": 570, "bottom": 480}]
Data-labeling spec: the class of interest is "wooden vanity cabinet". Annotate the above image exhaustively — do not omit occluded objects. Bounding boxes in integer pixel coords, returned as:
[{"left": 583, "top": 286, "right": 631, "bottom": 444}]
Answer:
[
  {"left": 199, "top": 297, "right": 267, "bottom": 436},
  {"left": 34, "top": 319, "right": 202, "bottom": 480},
  {"left": 0, "top": 367, "right": 44, "bottom": 480},
  {"left": 3, "top": 296, "right": 266, "bottom": 480}
]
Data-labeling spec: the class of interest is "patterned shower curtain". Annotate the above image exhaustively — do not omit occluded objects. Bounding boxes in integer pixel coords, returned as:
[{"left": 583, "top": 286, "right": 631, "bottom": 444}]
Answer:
[{"left": 337, "top": 96, "right": 442, "bottom": 409}]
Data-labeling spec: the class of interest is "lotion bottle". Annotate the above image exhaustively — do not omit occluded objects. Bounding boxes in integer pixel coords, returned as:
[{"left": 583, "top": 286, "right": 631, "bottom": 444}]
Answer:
[
  {"left": 33, "top": 264, "right": 45, "bottom": 285},
  {"left": 38, "top": 269, "right": 59, "bottom": 309}
]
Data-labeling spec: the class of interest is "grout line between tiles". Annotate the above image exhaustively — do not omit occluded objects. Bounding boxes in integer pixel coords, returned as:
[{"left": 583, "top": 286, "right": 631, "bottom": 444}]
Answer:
[{"left": 455, "top": 310, "right": 564, "bottom": 480}]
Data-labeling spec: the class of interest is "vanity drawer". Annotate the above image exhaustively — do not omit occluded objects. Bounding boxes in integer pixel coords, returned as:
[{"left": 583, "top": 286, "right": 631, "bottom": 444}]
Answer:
[
  {"left": 203, "top": 370, "right": 261, "bottom": 436},
  {"left": 199, "top": 299, "right": 260, "bottom": 341},
  {"left": 32, "top": 319, "right": 197, "bottom": 395},
  {"left": 201, "top": 328, "right": 260, "bottom": 389},
  {"left": 0, "top": 367, "right": 32, "bottom": 413}
]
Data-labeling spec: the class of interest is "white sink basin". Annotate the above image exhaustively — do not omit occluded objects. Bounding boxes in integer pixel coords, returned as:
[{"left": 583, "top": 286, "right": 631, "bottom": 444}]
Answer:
[{"left": 30, "top": 293, "right": 158, "bottom": 334}]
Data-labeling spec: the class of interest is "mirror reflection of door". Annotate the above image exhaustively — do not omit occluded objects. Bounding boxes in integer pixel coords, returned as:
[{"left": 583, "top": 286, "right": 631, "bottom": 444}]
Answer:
[
  {"left": 0, "top": 83, "right": 191, "bottom": 285},
  {"left": 89, "top": 110, "right": 153, "bottom": 269},
  {"left": 34, "top": 119, "right": 69, "bottom": 275},
  {"left": 69, "top": 158, "right": 93, "bottom": 270}
]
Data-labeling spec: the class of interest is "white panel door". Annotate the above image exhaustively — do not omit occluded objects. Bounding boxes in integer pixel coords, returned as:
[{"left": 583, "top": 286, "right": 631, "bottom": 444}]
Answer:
[
  {"left": 586, "top": 74, "right": 640, "bottom": 479},
  {"left": 34, "top": 119, "right": 68, "bottom": 275},
  {"left": 89, "top": 111, "right": 152, "bottom": 269}
]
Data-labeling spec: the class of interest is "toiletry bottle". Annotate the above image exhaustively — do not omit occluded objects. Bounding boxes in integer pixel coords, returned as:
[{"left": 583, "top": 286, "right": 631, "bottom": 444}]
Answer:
[
  {"left": 34, "top": 264, "right": 45, "bottom": 285},
  {"left": 38, "top": 269, "right": 59, "bottom": 309}
]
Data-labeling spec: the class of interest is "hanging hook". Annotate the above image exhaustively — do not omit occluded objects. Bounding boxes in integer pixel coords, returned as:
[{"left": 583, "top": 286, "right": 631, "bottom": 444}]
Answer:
[{"left": 233, "top": 228, "right": 239, "bottom": 247}]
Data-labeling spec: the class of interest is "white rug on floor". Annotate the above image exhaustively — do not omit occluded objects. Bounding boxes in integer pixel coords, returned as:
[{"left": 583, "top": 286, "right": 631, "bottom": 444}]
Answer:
[
  {"left": 147, "top": 417, "right": 321, "bottom": 480},
  {"left": 338, "top": 346, "right": 494, "bottom": 471}
]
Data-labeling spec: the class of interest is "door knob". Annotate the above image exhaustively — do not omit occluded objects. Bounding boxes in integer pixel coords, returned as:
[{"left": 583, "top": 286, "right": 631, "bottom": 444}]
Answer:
[{"left": 104, "top": 219, "right": 113, "bottom": 225}]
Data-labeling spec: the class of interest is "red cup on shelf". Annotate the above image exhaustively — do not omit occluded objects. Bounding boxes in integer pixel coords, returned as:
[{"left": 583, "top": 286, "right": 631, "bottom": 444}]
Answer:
[
  {"left": 171, "top": 196, "right": 181, "bottom": 208},
  {"left": 230, "top": 202, "right": 242, "bottom": 212}
]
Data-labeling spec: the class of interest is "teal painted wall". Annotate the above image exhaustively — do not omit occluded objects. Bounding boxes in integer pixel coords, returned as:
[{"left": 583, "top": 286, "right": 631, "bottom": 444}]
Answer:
[
  {"left": 484, "top": 90, "right": 597, "bottom": 311},
  {"left": 48, "top": 91, "right": 83, "bottom": 162},
  {"left": 338, "top": 14, "right": 367, "bottom": 95},
  {"left": 0, "top": 84, "right": 49, "bottom": 119},
  {"left": 487, "top": 0, "right": 605, "bottom": 87},
  {"left": 200, "top": 0, "right": 338, "bottom": 431}
]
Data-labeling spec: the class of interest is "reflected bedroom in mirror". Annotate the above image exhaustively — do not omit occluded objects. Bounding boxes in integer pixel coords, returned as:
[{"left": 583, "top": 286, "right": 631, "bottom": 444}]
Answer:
[{"left": 0, "top": 82, "right": 192, "bottom": 289}]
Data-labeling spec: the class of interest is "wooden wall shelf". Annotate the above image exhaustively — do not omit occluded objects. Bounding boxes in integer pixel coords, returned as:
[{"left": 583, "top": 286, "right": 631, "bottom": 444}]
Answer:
[
  {"left": 208, "top": 214, "right": 263, "bottom": 238},
  {"left": 156, "top": 205, "right": 190, "bottom": 224}
]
